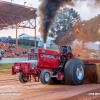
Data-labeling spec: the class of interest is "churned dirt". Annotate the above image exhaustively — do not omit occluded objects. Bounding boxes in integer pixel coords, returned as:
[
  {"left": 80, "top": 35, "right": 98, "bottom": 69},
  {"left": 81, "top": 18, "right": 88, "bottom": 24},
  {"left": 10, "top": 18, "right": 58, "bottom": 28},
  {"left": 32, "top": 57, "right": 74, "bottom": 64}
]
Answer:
[{"left": 0, "top": 73, "right": 100, "bottom": 100}]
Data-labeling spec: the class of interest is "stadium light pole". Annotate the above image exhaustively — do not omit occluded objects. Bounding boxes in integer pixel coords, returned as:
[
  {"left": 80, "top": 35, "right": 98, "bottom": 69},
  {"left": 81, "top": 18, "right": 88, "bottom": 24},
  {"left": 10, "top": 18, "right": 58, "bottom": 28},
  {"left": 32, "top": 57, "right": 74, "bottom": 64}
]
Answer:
[{"left": 34, "top": 9, "right": 38, "bottom": 47}]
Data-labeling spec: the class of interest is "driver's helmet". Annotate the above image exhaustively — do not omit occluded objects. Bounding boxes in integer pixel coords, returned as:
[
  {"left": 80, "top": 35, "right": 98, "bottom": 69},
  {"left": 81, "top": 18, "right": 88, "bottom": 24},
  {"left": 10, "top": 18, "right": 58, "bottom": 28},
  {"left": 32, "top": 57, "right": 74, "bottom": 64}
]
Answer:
[
  {"left": 62, "top": 47, "right": 67, "bottom": 52},
  {"left": 62, "top": 46, "right": 72, "bottom": 54}
]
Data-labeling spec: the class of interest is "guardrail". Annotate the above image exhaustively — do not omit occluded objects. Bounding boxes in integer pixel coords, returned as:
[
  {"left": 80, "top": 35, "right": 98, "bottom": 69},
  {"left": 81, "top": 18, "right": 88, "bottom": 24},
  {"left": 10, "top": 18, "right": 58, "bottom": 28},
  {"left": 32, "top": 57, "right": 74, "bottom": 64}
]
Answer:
[{"left": 0, "top": 58, "right": 27, "bottom": 64}]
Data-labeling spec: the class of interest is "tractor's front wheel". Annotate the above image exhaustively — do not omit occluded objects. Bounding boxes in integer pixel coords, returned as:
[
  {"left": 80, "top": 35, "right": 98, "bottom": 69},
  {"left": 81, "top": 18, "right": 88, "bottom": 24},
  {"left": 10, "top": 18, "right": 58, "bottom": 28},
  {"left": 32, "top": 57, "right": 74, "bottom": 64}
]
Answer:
[
  {"left": 40, "top": 70, "right": 61, "bottom": 85},
  {"left": 40, "top": 70, "right": 51, "bottom": 84},
  {"left": 64, "top": 58, "right": 85, "bottom": 85},
  {"left": 19, "top": 72, "right": 28, "bottom": 83}
]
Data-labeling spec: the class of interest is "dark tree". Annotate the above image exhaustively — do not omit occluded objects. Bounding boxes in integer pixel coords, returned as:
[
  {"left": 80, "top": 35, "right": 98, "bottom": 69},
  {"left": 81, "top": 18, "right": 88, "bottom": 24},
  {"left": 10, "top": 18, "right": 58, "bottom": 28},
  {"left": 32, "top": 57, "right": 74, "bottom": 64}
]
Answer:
[{"left": 49, "top": 7, "right": 80, "bottom": 45}]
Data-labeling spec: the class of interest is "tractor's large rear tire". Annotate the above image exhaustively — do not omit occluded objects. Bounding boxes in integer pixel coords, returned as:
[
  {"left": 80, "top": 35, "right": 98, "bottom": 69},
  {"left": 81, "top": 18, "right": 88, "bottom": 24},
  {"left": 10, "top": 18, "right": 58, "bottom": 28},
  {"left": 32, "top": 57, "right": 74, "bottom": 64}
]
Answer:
[
  {"left": 64, "top": 58, "right": 85, "bottom": 85},
  {"left": 19, "top": 72, "right": 28, "bottom": 83}
]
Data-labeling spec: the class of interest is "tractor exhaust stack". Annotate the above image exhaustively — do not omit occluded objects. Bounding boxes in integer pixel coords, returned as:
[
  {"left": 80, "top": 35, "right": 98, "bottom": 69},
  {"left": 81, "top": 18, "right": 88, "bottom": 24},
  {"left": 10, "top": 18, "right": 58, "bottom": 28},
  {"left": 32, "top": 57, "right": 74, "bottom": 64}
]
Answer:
[{"left": 44, "top": 43, "right": 46, "bottom": 49}]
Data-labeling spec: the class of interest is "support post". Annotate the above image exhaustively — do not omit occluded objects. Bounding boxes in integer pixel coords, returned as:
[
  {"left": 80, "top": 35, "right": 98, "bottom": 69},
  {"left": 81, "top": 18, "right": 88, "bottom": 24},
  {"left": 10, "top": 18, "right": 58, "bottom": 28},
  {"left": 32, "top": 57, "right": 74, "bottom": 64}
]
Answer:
[
  {"left": 34, "top": 18, "right": 36, "bottom": 47},
  {"left": 16, "top": 25, "right": 18, "bottom": 47}
]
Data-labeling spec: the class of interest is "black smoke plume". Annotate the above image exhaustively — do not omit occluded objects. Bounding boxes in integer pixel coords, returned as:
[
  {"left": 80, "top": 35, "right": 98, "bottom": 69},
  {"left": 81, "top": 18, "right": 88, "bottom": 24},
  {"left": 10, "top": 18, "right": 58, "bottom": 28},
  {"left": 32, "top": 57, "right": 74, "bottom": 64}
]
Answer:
[{"left": 38, "top": 0, "right": 73, "bottom": 43}]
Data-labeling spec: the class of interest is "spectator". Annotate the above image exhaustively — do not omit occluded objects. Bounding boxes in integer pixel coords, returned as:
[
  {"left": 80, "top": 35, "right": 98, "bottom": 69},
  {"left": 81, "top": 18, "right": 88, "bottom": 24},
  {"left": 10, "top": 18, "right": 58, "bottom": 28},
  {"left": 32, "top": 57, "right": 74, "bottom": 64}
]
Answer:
[
  {"left": 15, "top": 53, "right": 20, "bottom": 56},
  {"left": 1, "top": 49, "right": 5, "bottom": 57}
]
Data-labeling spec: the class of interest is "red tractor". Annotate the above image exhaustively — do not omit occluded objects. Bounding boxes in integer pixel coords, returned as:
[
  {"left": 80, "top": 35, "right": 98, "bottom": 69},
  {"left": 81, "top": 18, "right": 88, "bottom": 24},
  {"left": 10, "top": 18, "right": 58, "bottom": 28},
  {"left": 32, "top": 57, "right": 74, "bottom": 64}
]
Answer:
[{"left": 12, "top": 46, "right": 85, "bottom": 85}]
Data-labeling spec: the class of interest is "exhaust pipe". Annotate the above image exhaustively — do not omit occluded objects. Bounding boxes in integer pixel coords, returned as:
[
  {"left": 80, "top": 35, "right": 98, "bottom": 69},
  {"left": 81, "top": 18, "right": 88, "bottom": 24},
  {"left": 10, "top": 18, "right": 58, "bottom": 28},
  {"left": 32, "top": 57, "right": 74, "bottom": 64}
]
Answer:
[{"left": 44, "top": 43, "right": 46, "bottom": 49}]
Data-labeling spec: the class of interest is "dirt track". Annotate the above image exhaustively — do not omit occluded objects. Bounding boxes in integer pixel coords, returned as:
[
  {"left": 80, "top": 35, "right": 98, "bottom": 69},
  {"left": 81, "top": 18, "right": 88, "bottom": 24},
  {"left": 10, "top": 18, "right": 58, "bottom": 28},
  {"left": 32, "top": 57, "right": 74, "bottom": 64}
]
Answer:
[{"left": 0, "top": 73, "right": 100, "bottom": 100}]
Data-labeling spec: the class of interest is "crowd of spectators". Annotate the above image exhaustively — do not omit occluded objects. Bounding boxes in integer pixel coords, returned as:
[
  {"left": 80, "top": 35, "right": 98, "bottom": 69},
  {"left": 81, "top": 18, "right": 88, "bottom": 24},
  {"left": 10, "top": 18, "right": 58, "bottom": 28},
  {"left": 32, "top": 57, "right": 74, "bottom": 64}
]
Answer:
[{"left": 0, "top": 42, "right": 27, "bottom": 58}]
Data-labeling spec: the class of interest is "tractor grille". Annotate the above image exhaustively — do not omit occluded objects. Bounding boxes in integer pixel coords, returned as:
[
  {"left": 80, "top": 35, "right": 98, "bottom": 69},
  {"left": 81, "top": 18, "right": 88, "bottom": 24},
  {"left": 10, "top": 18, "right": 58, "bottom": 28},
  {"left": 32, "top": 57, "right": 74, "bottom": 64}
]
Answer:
[
  {"left": 29, "top": 54, "right": 38, "bottom": 60},
  {"left": 31, "top": 49, "right": 34, "bottom": 53}
]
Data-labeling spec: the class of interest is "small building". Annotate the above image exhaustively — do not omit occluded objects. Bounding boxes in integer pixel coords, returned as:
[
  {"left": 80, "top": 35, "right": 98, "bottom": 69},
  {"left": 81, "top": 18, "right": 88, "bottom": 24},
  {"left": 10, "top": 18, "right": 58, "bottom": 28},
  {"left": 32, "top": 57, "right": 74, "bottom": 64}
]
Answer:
[{"left": 18, "top": 34, "right": 55, "bottom": 48}]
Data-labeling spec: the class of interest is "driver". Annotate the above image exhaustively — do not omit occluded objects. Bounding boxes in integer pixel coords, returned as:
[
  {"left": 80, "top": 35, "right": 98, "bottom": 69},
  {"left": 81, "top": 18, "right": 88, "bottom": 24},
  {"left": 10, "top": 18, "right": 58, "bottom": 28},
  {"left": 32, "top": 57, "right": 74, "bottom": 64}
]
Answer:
[{"left": 59, "top": 46, "right": 73, "bottom": 70}]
